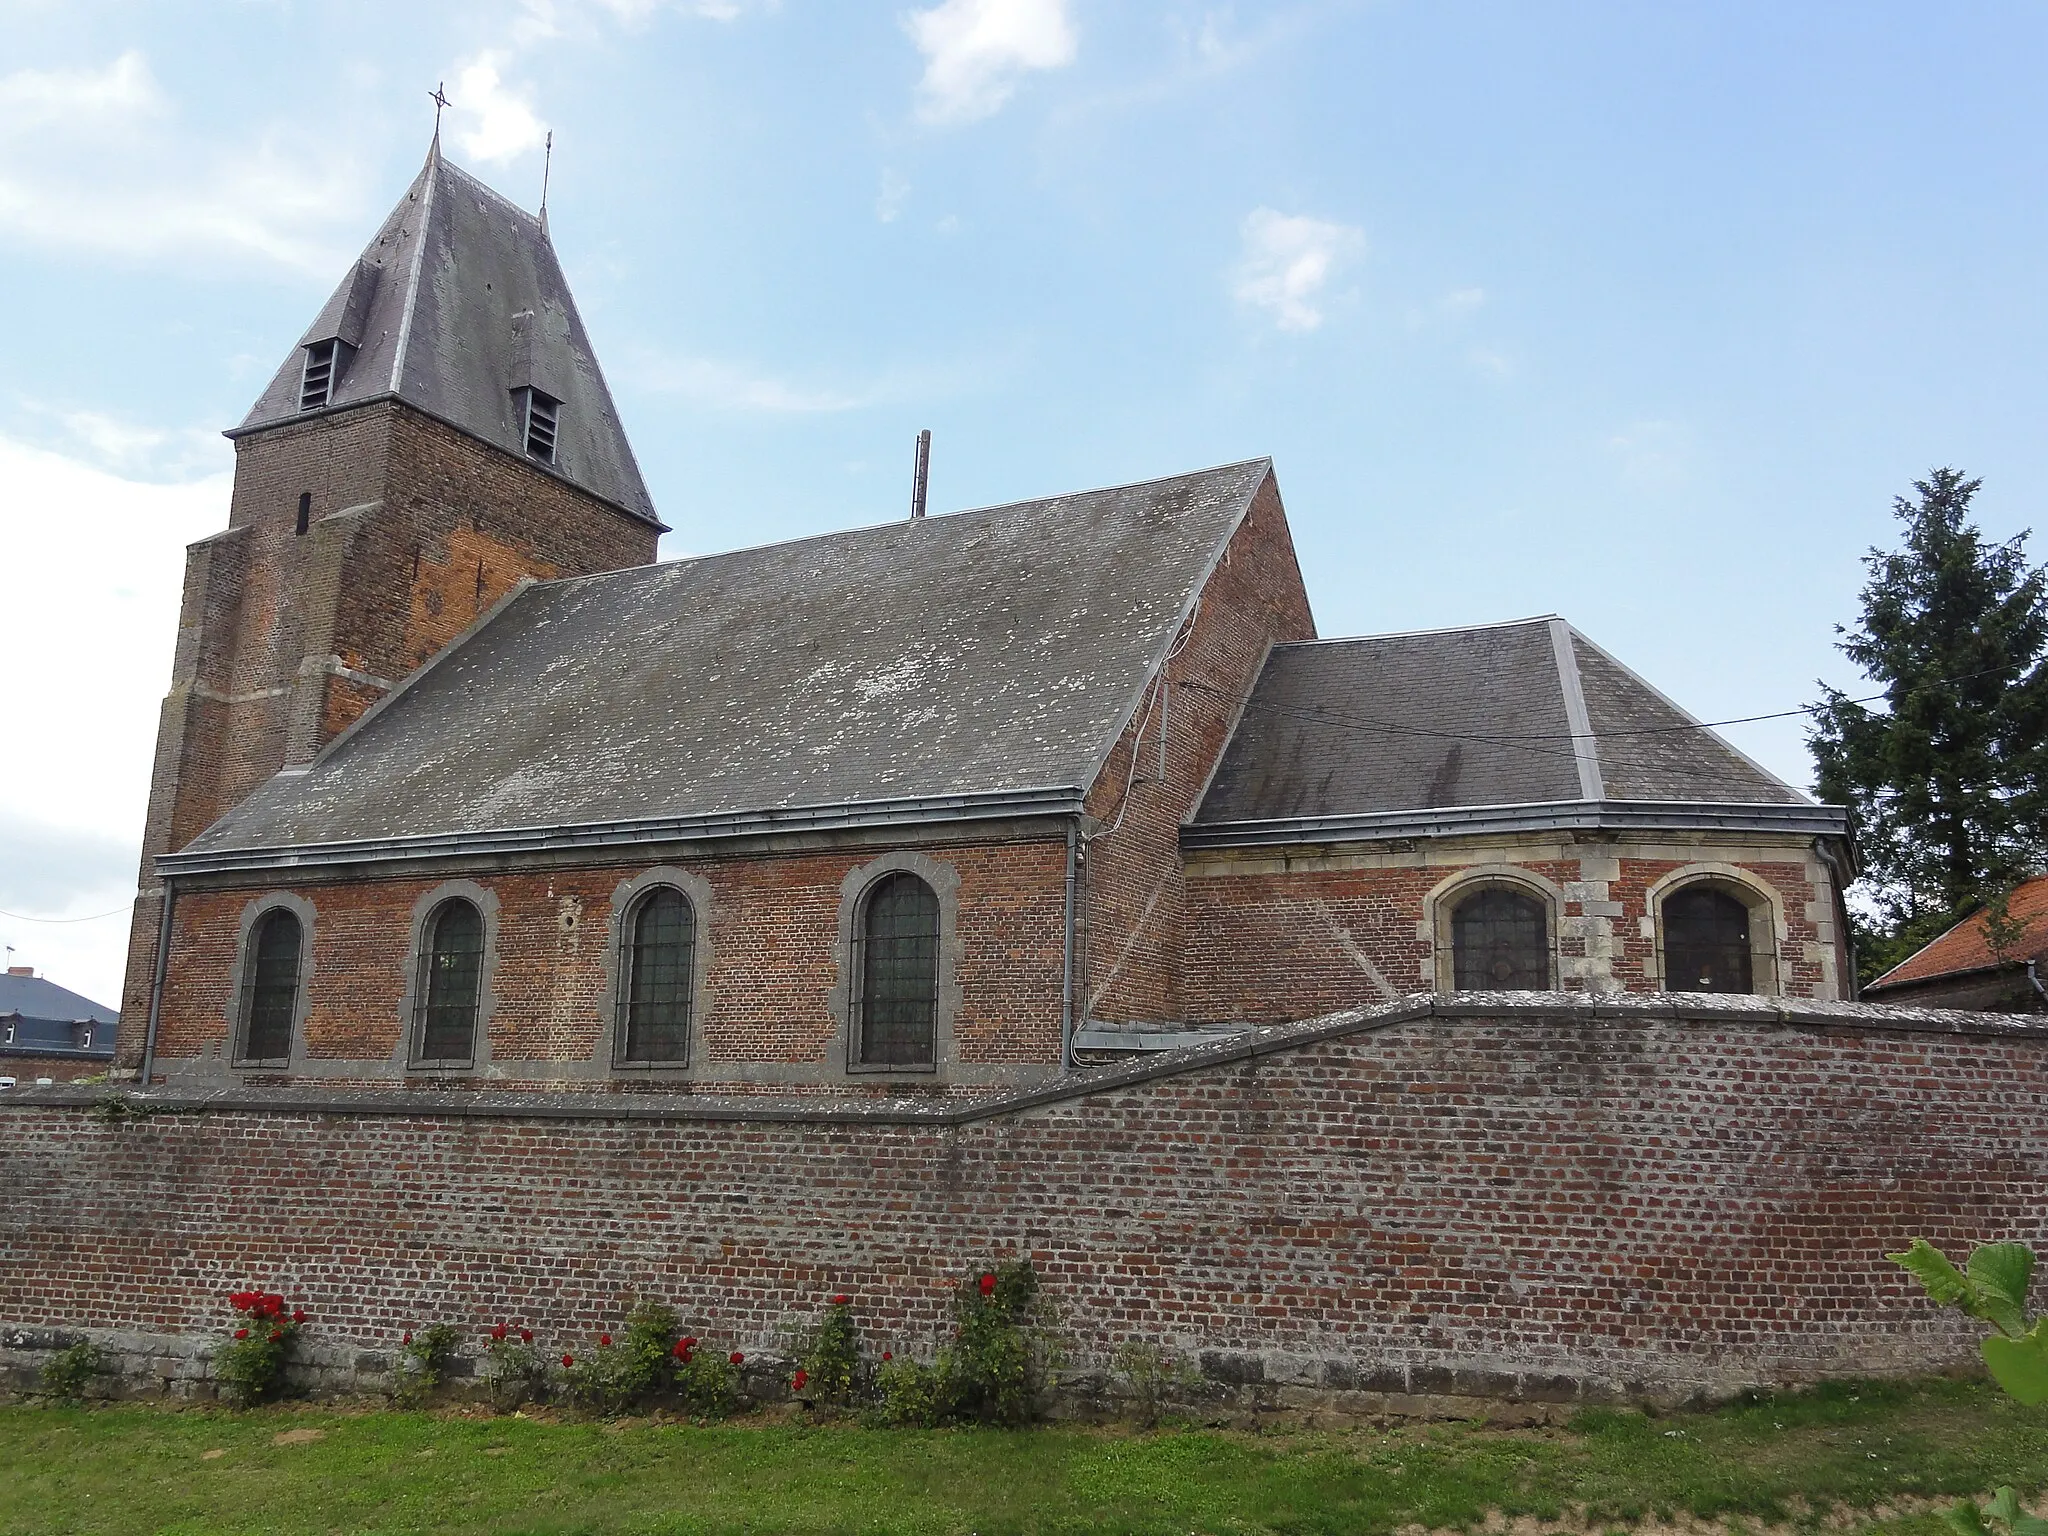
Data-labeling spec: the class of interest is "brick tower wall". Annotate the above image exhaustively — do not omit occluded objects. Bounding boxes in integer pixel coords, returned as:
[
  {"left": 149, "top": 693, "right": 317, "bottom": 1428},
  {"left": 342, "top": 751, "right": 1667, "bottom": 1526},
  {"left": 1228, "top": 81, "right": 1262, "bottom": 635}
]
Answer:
[{"left": 115, "top": 402, "right": 660, "bottom": 1067}]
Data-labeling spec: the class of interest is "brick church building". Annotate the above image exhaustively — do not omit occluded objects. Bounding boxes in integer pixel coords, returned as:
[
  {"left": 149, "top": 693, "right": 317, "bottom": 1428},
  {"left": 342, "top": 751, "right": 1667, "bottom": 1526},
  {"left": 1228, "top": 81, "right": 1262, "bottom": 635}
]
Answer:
[{"left": 118, "top": 141, "right": 1856, "bottom": 1097}]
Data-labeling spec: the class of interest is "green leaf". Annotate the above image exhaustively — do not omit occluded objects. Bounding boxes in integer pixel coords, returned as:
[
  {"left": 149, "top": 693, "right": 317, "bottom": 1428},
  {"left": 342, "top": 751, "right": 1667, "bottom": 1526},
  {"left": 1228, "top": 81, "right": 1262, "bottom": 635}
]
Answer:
[
  {"left": 1948, "top": 1499, "right": 1990, "bottom": 1536},
  {"left": 1893, "top": 1239, "right": 1971, "bottom": 1307},
  {"left": 1970, "top": 1244, "right": 2038, "bottom": 1336},
  {"left": 1989, "top": 1489, "right": 2025, "bottom": 1527},
  {"left": 1983, "top": 1324, "right": 2048, "bottom": 1406}
]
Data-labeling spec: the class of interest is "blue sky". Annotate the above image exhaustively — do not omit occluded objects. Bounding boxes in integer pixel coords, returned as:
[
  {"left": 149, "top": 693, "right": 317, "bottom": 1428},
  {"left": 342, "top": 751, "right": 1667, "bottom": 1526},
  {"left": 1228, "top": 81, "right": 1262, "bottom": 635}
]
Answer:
[{"left": 4, "top": 0, "right": 2046, "bottom": 1005}]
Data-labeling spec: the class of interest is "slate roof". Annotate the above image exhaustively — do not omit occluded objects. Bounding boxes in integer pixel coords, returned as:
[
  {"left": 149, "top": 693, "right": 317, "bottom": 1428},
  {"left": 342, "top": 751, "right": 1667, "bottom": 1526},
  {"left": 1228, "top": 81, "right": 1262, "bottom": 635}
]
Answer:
[
  {"left": 169, "top": 461, "right": 1274, "bottom": 867},
  {"left": 0, "top": 973, "right": 117, "bottom": 1058},
  {"left": 1192, "top": 616, "right": 1815, "bottom": 831},
  {"left": 233, "top": 140, "right": 658, "bottom": 525},
  {"left": 1866, "top": 875, "right": 2048, "bottom": 992}
]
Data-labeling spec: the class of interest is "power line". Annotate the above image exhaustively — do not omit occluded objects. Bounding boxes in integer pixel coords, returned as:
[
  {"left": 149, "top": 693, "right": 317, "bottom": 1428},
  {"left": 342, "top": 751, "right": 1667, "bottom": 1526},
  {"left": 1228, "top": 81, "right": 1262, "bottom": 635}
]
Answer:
[{"left": 0, "top": 903, "right": 132, "bottom": 925}]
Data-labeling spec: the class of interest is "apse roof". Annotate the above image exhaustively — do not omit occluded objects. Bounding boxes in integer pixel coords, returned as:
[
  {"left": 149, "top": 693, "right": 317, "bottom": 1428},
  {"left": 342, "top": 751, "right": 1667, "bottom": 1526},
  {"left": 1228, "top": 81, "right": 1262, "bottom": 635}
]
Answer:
[
  {"left": 233, "top": 141, "right": 658, "bottom": 525},
  {"left": 1192, "top": 616, "right": 1814, "bottom": 829},
  {"left": 170, "top": 460, "right": 1274, "bottom": 868}
]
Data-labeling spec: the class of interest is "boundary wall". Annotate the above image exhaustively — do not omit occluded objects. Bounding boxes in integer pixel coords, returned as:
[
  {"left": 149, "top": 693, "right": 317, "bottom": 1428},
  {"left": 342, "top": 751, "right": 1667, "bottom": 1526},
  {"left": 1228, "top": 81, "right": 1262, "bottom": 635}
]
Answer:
[{"left": 5, "top": 995, "right": 2043, "bottom": 1418}]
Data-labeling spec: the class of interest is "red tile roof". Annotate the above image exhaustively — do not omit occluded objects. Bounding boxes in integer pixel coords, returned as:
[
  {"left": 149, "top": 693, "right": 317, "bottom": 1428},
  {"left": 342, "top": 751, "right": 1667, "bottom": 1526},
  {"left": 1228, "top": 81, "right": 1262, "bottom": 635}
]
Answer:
[{"left": 1868, "top": 875, "right": 2048, "bottom": 990}]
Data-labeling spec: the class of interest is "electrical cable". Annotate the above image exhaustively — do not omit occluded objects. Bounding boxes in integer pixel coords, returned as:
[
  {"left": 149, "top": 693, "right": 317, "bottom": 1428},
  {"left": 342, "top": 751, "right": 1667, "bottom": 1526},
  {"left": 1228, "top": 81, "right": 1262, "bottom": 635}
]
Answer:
[{"left": 0, "top": 903, "right": 133, "bottom": 925}]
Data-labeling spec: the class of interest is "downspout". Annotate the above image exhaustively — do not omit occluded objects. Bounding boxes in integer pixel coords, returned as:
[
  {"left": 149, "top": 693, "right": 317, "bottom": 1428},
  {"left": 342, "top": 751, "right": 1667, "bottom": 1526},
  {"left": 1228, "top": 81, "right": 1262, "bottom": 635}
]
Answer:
[
  {"left": 2028, "top": 960, "right": 2048, "bottom": 1012},
  {"left": 1061, "top": 818, "right": 1078, "bottom": 1072},
  {"left": 138, "top": 878, "right": 175, "bottom": 1091}
]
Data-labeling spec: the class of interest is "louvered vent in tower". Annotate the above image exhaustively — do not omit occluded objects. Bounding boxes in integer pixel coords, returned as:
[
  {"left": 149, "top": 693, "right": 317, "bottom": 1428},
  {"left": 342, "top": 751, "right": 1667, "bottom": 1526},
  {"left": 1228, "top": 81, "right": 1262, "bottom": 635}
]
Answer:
[
  {"left": 299, "top": 340, "right": 340, "bottom": 411},
  {"left": 521, "top": 388, "right": 560, "bottom": 465}
]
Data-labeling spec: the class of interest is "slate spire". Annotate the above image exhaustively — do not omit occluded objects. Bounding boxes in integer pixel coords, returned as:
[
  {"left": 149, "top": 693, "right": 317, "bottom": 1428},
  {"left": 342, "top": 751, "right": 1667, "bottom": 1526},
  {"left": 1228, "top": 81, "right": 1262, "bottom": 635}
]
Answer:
[{"left": 232, "top": 142, "right": 658, "bottom": 525}]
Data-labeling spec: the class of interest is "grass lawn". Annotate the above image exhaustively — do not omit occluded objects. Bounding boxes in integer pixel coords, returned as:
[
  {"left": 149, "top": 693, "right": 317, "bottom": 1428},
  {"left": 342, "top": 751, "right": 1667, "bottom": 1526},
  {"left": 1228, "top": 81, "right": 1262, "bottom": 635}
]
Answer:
[{"left": 2, "top": 1378, "right": 2044, "bottom": 1536}]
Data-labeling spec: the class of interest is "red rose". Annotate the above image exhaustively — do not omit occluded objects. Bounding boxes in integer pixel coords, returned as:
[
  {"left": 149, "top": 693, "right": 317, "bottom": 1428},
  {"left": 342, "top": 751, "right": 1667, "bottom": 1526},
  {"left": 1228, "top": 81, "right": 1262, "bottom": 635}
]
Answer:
[
  {"left": 671, "top": 1339, "right": 689, "bottom": 1359},
  {"left": 520, "top": 1329, "right": 533, "bottom": 1344},
  {"left": 491, "top": 1324, "right": 508, "bottom": 1342},
  {"left": 234, "top": 1328, "right": 249, "bottom": 1340},
  {"left": 979, "top": 1273, "right": 996, "bottom": 1296},
  {"left": 403, "top": 1331, "right": 413, "bottom": 1345},
  {"left": 791, "top": 1369, "right": 808, "bottom": 1391},
  {"left": 270, "top": 1329, "right": 282, "bottom": 1342},
  {"left": 599, "top": 1334, "right": 612, "bottom": 1348},
  {"left": 231, "top": 1295, "right": 249, "bottom": 1313},
  {"left": 832, "top": 1294, "right": 849, "bottom": 1306},
  {"left": 729, "top": 1352, "right": 744, "bottom": 1365},
  {"left": 680, "top": 1336, "right": 697, "bottom": 1349},
  {"left": 883, "top": 1351, "right": 893, "bottom": 1361},
  {"left": 292, "top": 1310, "right": 306, "bottom": 1324},
  {"left": 562, "top": 1353, "right": 574, "bottom": 1367}
]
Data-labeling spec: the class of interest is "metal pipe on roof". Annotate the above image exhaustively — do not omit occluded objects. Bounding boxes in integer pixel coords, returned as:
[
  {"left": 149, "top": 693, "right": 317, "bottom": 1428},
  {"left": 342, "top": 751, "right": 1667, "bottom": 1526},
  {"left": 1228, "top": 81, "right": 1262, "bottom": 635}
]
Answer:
[{"left": 910, "top": 429, "right": 931, "bottom": 519}]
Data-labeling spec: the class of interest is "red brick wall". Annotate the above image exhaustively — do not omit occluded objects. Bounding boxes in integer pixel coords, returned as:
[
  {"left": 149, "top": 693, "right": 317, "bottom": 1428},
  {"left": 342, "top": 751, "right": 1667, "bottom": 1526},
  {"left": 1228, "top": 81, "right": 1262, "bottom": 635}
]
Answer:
[
  {"left": 119, "top": 401, "right": 661, "bottom": 1067},
  {"left": 5, "top": 998, "right": 2038, "bottom": 1405},
  {"left": 1080, "top": 472, "right": 1315, "bottom": 1024},
  {"left": 1184, "top": 846, "right": 1840, "bottom": 1023},
  {"left": 0, "top": 1057, "right": 110, "bottom": 1085},
  {"left": 154, "top": 833, "right": 1068, "bottom": 1089}
]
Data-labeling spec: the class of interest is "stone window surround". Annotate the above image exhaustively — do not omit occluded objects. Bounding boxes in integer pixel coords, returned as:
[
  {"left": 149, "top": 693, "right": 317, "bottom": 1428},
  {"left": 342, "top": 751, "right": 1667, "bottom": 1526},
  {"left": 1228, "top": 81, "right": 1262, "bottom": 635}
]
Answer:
[
  {"left": 1424, "top": 865, "right": 1564, "bottom": 993},
  {"left": 396, "top": 879, "right": 500, "bottom": 1074},
  {"left": 225, "top": 891, "right": 317, "bottom": 1069},
  {"left": 833, "top": 849, "right": 962, "bottom": 1078},
  {"left": 600, "top": 866, "right": 714, "bottom": 1074},
  {"left": 1643, "top": 863, "right": 1785, "bottom": 997}
]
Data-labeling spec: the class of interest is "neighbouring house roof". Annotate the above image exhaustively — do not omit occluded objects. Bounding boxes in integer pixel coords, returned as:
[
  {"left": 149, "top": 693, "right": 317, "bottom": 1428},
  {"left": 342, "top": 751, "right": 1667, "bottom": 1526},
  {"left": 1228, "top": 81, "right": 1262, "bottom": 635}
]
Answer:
[
  {"left": 164, "top": 460, "right": 1275, "bottom": 872},
  {"left": 0, "top": 973, "right": 118, "bottom": 1058},
  {"left": 1188, "top": 615, "right": 1842, "bottom": 848},
  {"left": 1865, "top": 875, "right": 2048, "bottom": 993},
  {"left": 232, "top": 140, "right": 659, "bottom": 526}
]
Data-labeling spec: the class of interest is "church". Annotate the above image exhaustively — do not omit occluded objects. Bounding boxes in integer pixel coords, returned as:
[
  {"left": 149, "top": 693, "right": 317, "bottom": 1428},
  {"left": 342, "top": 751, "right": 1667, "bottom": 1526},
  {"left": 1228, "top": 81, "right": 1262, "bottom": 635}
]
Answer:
[{"left": 115, "top": 141, "right": 1856, "bottom": 1097}]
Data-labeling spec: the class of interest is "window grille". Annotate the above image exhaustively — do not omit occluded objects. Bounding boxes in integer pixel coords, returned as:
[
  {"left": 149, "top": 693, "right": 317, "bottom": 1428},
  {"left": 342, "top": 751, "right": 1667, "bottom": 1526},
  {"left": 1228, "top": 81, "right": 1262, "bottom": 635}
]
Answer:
[
  {"left": 416, "top": 899, "right": 484, "bottom": 1064},
  {"left": 1451, "top": 886, "right": 1549, "bottom": 991},
  {"left": 619, "top": 887, "right": 694, "bottom": 1064},
  {"left": 238, "top": 908, "right": 302, "bottom": 1063},
  {"left": 522, "top": 389, "right": 560, "bottom": 464},
  {"left": 1663, "top": 886, "right": 1754, "bottom": 993},
  {"left": 299, "top": 340, "right": 339, "bottom": 411},
  {"left": 853, "top": 872, "right": 940, "bottom": 1067}
]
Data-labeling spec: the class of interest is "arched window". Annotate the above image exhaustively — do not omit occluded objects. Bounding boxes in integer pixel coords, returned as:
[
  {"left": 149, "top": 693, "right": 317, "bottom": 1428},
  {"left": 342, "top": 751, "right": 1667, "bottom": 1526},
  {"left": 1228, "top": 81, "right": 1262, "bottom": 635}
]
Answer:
[
  {"left": 415, "top": 898, "right": 484, "bottom": 1064},
  {"left": 618, "top": 886, "right": 695, "bottom": 1064},
  {"left": 1663, "top": 886, "right": 1754, "bottom": 993},
  {"left": 237, "top": 908, "right": 302, "bottom": 1063},
  {"left": 853, "top": 872, "right": 940, "bottom": 1067},
  {"left": 1451, "top": 885, "right": 1550, "bottom": 991}
]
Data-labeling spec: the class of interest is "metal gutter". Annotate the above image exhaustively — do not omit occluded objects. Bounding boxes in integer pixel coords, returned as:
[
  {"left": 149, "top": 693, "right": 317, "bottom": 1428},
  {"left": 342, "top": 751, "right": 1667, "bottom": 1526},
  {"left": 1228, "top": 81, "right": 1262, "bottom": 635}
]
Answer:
[
  {"left": 1182, "top": 798, "right": 1852, "bottom": 851},
  {"left": 158, "top": 787, "right": 1088, "bottom": 878}
]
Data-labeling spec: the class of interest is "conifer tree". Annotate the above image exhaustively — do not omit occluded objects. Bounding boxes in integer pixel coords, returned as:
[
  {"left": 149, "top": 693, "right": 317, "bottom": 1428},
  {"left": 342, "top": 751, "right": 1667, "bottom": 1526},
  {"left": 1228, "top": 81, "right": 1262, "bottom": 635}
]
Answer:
[{"left": 1808, "top": 468, "right": 2048, "bottom": 981}]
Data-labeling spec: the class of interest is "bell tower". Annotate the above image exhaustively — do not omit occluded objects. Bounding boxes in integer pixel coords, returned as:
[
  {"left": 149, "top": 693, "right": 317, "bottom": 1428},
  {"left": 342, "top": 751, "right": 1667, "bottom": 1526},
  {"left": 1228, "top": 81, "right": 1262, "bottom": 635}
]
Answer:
[{"left": 115, "top": 137, "right": 665, "bottom": 1071}]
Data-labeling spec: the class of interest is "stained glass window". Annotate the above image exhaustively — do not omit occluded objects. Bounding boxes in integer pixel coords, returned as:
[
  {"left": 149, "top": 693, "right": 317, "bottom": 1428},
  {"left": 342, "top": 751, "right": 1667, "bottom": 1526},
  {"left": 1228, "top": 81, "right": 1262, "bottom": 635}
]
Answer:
[
  {"left": 856, "top": 872, "right": 939, "bottom": 1067},
  {"left": 417, "top": 899, "right": 484, "bottom": 1064},
  {"left": 1663, "top": 886, "right": 1754, "bottom": 993},
  {"left": 621, "top": 887, "right": 694, "bottom": 1063},
  {"left": 1451, "top": 886, "right": 1549, "bottom": 991},
  {"left": 239, "top": 908, "right": 302, "bottom": 1062}
]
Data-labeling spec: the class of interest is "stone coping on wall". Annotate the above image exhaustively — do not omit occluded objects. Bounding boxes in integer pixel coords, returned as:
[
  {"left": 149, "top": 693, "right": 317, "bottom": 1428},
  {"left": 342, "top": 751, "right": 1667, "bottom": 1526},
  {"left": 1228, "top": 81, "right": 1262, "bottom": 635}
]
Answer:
[{"left": 5, "top": 992, "right": 2041, "bottom": 1127}]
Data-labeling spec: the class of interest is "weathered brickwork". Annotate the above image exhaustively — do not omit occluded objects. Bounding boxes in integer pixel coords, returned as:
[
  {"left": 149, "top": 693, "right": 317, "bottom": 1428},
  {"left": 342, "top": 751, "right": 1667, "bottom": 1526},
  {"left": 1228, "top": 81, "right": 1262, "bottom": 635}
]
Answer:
[
  {"left": 1079, "top": 474, "right": 1315, "bottom": 1025},
  {"left": 0, "top": 1055, "right": 107, "bottom": 1085},
  {"left": 1183, "top": 834, "right": 1848, "bottom": 1024},
  {"left": 153, "top": 830, "right": 1068, "bottom": 1093},
  {"left": 4, "top": 998, "right": 2039, "bottom": 1407},
  {"left": 118, "top": 400, "right": 661, "bottom": 1067}
]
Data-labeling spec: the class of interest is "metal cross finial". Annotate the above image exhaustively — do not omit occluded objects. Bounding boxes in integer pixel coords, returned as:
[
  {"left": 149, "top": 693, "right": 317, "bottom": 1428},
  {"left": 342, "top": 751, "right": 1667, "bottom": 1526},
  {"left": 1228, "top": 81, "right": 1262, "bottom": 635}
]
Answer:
[
  {"left": 540, "top": 130, "right": 554, "bottom": 224},
  {"left": 430, "top": 81, "right": 453, "bottom": 135}
]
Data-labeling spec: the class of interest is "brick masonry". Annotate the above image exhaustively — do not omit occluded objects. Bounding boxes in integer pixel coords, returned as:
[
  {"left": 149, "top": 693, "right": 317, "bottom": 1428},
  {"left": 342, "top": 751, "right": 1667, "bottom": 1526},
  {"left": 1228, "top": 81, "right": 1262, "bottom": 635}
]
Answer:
[
  {"left": 4, "top": 996, "right": 2039, "bottom": 1412},
  {"left": 116, "top": 401, "right": 661, "bottom": 1068},
  {"left": 1185, "top": 833, "right": 1849, "bottom": 1023}
]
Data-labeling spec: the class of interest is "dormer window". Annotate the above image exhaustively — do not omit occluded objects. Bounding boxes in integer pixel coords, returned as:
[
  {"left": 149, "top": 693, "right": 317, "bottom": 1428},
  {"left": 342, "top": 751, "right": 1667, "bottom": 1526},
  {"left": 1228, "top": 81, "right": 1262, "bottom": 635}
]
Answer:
[
  {"left": 299, "top": 340, "right": 340, "bottom": 411},
  {"left": 520, "top": 388, "right": 560, "bottom": 465}
]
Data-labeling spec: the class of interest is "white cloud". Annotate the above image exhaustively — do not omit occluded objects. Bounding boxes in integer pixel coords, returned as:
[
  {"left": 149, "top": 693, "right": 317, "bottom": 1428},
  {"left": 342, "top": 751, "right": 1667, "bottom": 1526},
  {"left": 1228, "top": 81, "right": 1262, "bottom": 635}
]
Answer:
[
  {"left": 1606, "top": 418, "right": 1694, "bottom": 491},
  {"left": 876, "top": 169, "right": 911, "bottom": 223},
  {"left": 0, "top": 435, "right": 228, "bottom": 1005},
  {"left": 1232, "top": 207, "right": 1364, "bottom": 332},
  {"left": 450, "top": 52, "right": 549, "bottom": 164},
  {"left": 905, "top": 0, "right": 1077, "bottom": 125},
  {"left": 0, "top": 52, "right": 369, "bottom": 275},
  {"left": 634, "top": 353, "right": 873, "bottom": 413}
]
